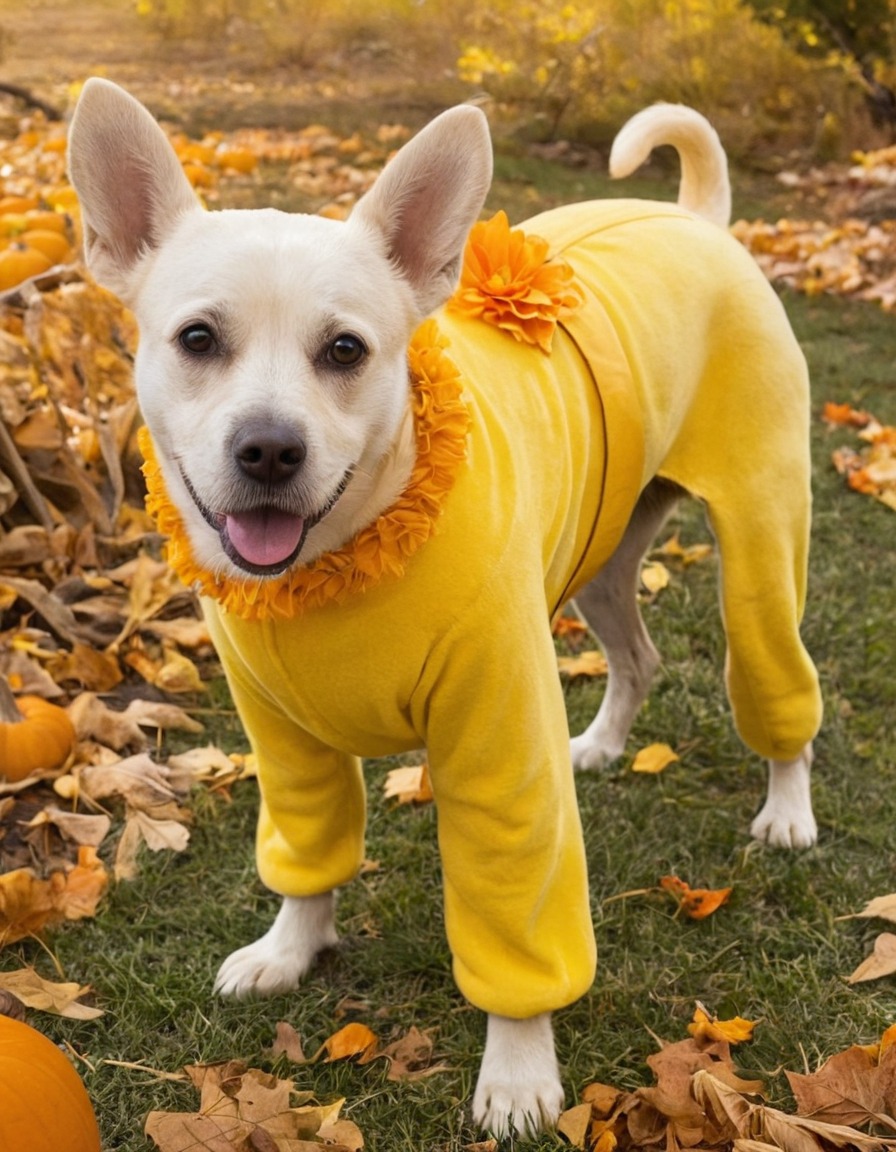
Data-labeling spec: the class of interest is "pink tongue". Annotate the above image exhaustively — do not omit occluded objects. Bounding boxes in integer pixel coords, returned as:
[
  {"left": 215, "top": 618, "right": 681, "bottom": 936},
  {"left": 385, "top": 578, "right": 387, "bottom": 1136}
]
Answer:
[{"left": 225, "top": 509, "right": 305, "bottom": 567}]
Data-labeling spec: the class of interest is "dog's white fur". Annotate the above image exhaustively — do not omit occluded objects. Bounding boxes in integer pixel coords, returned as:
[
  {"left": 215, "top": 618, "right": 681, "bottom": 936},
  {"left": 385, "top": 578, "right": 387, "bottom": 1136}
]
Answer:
[{"left": 68, "top": 84, "right": 817, "bottom": 1138}]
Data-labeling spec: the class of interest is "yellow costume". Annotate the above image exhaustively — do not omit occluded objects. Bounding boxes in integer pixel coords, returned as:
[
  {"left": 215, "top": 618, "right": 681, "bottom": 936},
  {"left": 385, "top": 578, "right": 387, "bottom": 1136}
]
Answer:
[{"left": 142, "top": 203, "right": 822, "bottom": 1019}]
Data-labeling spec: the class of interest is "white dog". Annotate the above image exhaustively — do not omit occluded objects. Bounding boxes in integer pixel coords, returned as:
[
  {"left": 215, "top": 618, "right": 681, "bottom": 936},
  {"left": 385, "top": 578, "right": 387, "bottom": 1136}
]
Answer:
[{"left": 69, "top": 81, "right": 822, "bottom": 1137}]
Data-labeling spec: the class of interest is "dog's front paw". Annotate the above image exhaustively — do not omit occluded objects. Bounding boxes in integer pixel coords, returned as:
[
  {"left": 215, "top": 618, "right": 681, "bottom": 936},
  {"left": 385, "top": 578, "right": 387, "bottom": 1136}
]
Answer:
[
  {"left": 750, "top": 746, "right": 817, "bottom": 849},
  {"left": 473, "top": 1013, "right": 564, "bottom": 1137},
  {"left": 215, "top": 892, "right": 338, "bottom": 999},
  {"left": 570, "top": 731, "right": 622, "bottom": 771}
]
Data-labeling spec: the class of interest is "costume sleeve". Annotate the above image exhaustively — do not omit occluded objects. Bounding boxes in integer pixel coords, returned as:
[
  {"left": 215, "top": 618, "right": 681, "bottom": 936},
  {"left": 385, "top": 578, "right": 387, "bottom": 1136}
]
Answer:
[
  {"left": 410, "top": 578, "right": 596, "bottom": 1019},
  {"left": 203, "top": 604, "right": 366, "bottom": 898}
]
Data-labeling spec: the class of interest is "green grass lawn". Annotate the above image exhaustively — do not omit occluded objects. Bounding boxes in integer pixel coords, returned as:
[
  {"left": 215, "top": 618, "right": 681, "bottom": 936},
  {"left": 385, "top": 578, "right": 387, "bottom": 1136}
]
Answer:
[{"left": 6, "top": 161, "right": 896, "bottom": 1151}]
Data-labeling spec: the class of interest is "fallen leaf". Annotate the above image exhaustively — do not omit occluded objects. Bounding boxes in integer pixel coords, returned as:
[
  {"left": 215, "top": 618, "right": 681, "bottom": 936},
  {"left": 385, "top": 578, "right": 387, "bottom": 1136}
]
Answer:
[
  {"left": 379, "top": 1025, "right": 450, "bottom": 1081},
  {"left": 631, "top": 743, "right": 680, "bottom": 774},
  {"left": 270, "top": 1020, "right": 306, "bottom": 1063},
  {"left": 688, "top": 1003, "right": 757, "bottom": 1045},
  {"left": 383, "top": 763, "right": 433, "bottom": 805},
  {"left": 841, "top": 895, "right": 896, "bottom": 926},
  {"left": 0, "top": 966, "right": 102, "bottom": 1019},
  {"left": 317, "top": 1021, "right": 379, "bottom": 1063},
  {"left": 641, "top": 560, "right": 671, "bottom": 594},
  {"left": 660, "top": 875, "right": 733, "bottom": 920},
  {"left": 557, "top": 649, "right": 609, "bottom": 678},
  {"left": 786, "top": 1032, "right": 896, "bottom": 1132},
  {"left": 557, "top": 1101, "right": 592, "bottom": 1147},
  {"left": 848, "top": 933, "right": 896, "bottom": 984}
]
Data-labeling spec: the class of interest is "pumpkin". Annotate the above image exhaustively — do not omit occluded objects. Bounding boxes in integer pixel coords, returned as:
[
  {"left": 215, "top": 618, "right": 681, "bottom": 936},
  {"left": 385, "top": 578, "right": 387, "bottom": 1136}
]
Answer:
[
  {"left": 0, "top": 681, "right": 76, "bottom": 781},
  {"left": 0, "top": 1014, "right": 101, "bottom": 1152},
  {"left": 20, "top": 228, "right": 72, "bottom": 264},
  {"left": 0, "top": 242, "right": 53, "bottom": 291}
]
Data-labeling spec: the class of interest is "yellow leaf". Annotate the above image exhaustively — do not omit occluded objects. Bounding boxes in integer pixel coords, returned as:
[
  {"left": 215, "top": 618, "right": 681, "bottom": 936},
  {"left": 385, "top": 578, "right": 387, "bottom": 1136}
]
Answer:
[
  {"left": 659, "top": 875, "right": 732, "bottom": 920},
  {"left": 319, "top": 1022, "right": 378, "bottom": 1062},
  {"left": 641, "top": 560, "right": 670, "bottom": 593},
  {"left": 384, "top": 763, "right": 433, "bottom": 805},
  {"left": 688, "top": 1004, "right": 756, "bottom": 1045},
  {"left": 557, "top": 650, "right": 608, "bottom": 678},
  {"left": 631, "top": 743, "right": 679, "bottom": 774}
]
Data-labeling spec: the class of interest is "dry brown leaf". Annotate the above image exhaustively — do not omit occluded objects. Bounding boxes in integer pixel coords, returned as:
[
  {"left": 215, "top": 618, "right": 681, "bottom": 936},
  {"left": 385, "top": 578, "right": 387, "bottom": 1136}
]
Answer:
[
  {"left": 0, "top": 965, "right": 102, "bottom": 1019},
  {"left": 0, "top": 845, "right": 108, "bottom": 943},
  {"left": 270, "top": 1020, "right": 307, "bottom": 1063},
  {"left": 379, "top": 1025, "right": 450, "bottom": 1082},
  {"left": 22, "top": 805, "right": 111, "bottom": 847},
  {"left": 848, "top": 934, "right": 896, "bottom": 985},
  {"left": 843, "top": 895, "right": 896, "bottom": 926},
  {"left": 694, "top": 1068, "right": 896, "bottom": 1152},
  {"left": 67, "top": 692, "right": 149, "bottom": 750},
  {"left": 786, "top": 1037, "right": 896, "bottom": 1133},
  {"left": 557, "top": 1101, "right": 593, "bottom": 1147}
]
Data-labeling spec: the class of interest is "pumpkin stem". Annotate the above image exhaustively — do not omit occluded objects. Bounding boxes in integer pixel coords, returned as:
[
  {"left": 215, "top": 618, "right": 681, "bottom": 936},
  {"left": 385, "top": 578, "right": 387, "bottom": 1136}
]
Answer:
[{"left": 0, "top": 676, "right": 23, "bottom": 724}]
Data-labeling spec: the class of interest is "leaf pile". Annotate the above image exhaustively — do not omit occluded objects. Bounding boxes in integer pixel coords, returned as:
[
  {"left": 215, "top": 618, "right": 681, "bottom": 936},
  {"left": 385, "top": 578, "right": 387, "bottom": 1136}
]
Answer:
[
  {"left": 822, "top": 403, "right": 896, "bottom": 512},
  {"left": 560, "top": 1013, "right": 896, "bottom": 1152},
  {"left": 733, "top": 145, "right": 896, "bottom": 312}
]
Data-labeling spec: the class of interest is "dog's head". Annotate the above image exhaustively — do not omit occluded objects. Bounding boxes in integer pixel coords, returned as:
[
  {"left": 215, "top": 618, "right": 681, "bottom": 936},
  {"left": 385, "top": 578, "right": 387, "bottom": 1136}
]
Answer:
[{"left": 68, "top": 80, "right": 492, "bottom": 577}]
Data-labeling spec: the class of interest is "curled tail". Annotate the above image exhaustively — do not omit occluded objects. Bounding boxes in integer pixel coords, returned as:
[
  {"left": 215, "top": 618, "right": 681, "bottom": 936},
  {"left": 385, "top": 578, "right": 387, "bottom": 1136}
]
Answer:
[{"left": 609, "top": 103, "right": 731, "bottom": 228}]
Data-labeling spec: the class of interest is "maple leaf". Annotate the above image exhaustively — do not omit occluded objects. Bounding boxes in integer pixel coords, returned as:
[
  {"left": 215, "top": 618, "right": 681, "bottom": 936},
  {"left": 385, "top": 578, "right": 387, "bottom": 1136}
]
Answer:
[
  {"left": 660, "top": 875, "right": 733, "bottom": 920},
  {"left": 631, "top": 743, "right": 680, "bottom": 774},
  {"left": 786, "top": 1030, "right": 896, "bottom": 1133},
  {"left": 0, "top": 844, "right": 108, "bottom": 944}
]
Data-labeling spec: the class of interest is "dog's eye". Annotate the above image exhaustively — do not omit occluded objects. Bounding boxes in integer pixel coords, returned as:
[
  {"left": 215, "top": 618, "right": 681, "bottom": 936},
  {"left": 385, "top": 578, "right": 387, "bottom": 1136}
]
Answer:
[
  {"left": 179, "top": 324, "right": 217, "bottom": 356},
  {"left": 327, "top": 334, "right": 366, "bottom": 368}
]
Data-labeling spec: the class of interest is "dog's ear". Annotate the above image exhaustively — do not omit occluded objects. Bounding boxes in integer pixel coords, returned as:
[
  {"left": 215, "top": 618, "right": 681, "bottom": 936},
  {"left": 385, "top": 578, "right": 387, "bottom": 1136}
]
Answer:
[
  {"left": 351, "top": 105, "right": 493, "bottom": 317},
  {"left": 68, "top": 78, "right": 201, "bottom": 301}
]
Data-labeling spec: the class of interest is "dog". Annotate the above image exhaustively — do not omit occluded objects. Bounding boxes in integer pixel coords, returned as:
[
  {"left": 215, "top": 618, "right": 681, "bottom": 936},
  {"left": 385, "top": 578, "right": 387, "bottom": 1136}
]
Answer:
[{"left": 68, "top": 81, "right": 823, "bottom": 1137}]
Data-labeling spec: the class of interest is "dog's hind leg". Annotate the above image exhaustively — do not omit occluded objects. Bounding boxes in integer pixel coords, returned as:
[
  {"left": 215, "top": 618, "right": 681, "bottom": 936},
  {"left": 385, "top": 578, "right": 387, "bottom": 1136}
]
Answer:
[{"left": 570, "top": 478, "right": 681, "bottom": 769}]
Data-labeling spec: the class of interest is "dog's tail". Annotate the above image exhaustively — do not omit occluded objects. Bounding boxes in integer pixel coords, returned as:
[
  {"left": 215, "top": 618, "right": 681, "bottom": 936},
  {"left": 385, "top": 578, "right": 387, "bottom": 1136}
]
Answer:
[{"left": 609, "top": 103, "right": 731, "bottom": 228}]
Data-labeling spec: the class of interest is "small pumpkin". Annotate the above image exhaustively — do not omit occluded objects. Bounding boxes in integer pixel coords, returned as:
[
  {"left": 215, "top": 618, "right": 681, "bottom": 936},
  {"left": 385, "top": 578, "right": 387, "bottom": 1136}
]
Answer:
[
  {"left": 0, "top": 242, "right": 53, "bottom": 291},
  {"left": 21, "top": 228, "right": 72, "bottom": 264},
  {"left": 0, "top": 1014, "right": 101, "bottom": 1152},
  {"left": 0, "top": 679, "right": 76, "bottom": 781}
]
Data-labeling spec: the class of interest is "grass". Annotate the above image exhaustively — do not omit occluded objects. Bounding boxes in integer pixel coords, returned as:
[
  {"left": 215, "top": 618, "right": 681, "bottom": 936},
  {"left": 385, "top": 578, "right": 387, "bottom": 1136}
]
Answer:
[{"left": 5, "top": 151, "right": 896, "bottom": 1152}]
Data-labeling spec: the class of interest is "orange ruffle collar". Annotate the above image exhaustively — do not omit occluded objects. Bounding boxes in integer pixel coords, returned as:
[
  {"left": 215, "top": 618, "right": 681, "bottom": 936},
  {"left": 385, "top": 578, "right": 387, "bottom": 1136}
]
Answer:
[
  {"left": 139, "top": 318, "right": 471, "bottom": 621},
  {"left": 139, "top": 212, "right": 583, "bottom": 621}
]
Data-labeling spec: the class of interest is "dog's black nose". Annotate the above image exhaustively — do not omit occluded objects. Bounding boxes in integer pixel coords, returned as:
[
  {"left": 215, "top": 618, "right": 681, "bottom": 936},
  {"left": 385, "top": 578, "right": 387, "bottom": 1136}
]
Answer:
[{"left": 232, "top": 421, "right": 306, "bottom": 484}]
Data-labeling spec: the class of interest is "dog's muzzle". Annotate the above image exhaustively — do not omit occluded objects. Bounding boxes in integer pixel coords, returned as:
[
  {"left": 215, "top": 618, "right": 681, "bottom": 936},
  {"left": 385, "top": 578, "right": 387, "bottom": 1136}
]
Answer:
[{"left": 180, "top": 467, "right": 353, "bottom": 577}]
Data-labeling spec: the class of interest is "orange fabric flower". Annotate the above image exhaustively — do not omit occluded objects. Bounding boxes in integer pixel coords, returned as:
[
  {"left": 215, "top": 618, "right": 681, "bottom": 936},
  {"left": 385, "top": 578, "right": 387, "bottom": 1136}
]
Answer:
[
  {"left": 139, "top": 319, "right": 471, "bottom": 621},
  {"left": 448, "top": 210, "right": 584, "bottom": 353}
]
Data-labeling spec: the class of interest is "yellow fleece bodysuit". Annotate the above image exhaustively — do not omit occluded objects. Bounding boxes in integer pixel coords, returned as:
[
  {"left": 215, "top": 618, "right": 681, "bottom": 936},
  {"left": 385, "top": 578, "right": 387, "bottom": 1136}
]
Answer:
[{"left": 145, "top": 201, "right": 822, "bottom": 1020}]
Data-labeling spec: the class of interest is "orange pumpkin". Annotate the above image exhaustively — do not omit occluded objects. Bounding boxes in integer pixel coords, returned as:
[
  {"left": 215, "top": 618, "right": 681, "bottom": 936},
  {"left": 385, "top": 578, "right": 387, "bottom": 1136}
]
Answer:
[
  {"left": 0, "top": 242, "right": 53, "bottom": 291},
  {"left": 0, "top": 1015, "right": 101, "bottom": 1152},
  {"left": 0, "top": 694, "right": 76, "bottom": 781},
  {"left": 20, "top": 228, "right": 72, "bottom": 264}
]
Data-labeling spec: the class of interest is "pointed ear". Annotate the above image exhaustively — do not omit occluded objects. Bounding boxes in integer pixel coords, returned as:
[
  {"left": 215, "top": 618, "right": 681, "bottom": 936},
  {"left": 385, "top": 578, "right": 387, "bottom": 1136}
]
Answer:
[
  {"left": 68, "top": 78, "right": 201, "bottom": 300},
  {"left": 351, "top": 105, "right": 493, "bottom": 317}
]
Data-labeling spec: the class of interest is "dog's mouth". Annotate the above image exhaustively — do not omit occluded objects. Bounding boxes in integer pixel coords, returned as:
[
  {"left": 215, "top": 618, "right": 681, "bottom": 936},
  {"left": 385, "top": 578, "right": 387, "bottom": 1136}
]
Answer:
[{"left": 181, "top": 469, "right": 353, "bottom": 577}]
